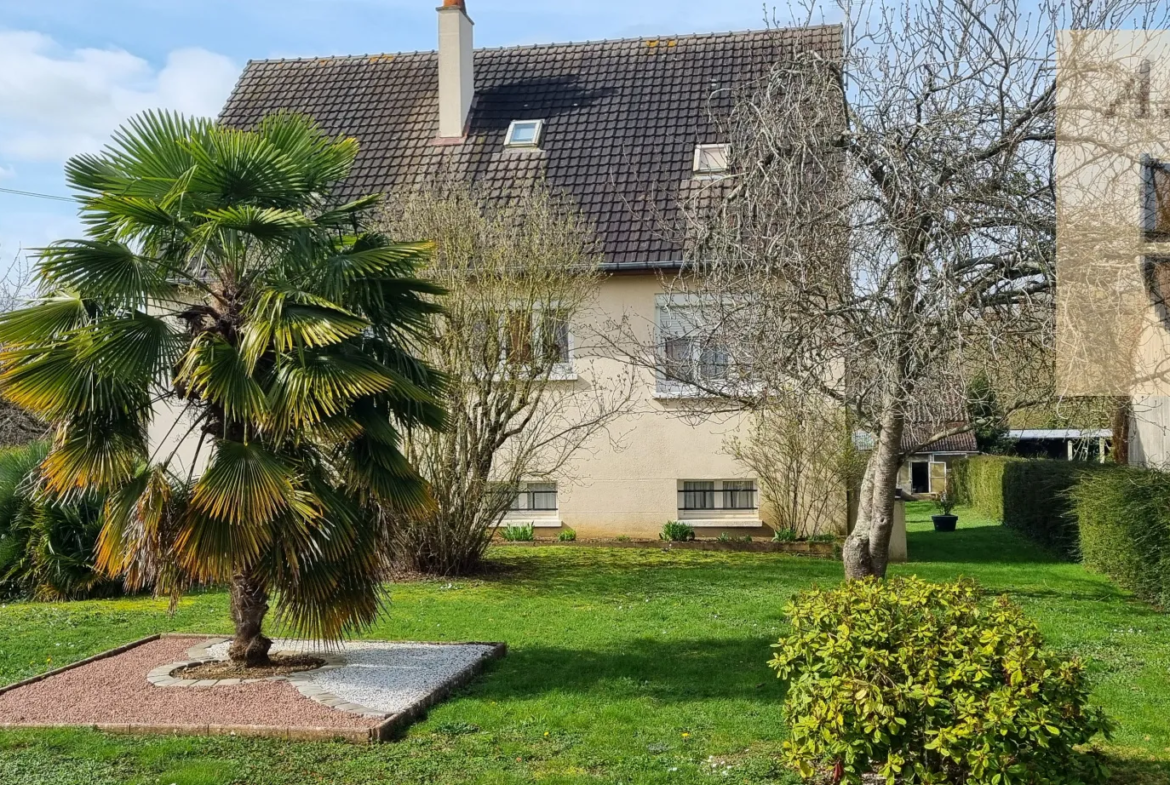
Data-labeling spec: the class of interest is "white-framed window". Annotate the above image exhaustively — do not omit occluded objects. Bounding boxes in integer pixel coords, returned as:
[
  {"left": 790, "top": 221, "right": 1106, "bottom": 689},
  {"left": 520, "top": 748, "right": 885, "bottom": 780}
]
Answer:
[
  {"left": 693, "top": 143, "right": 730, "bottom": 175},
  {"left": 508, "top": 481, "right": 558, "bottom": 512},
  {"left": 656, "top": 296, "right": 730, "bottom": 394},
  {"left": 501, "top": 308, "right": 572, "bottom": 377},
  {"left": 505, "top": 119, "right": 545, "bottom": 149},
  {"left": 677, "top": 479, "right": 757, "bottom": 511}
]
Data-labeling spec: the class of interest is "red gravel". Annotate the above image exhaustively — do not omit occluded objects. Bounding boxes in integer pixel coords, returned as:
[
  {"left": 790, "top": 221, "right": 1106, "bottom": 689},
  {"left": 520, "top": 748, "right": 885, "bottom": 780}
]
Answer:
[{"left": 0, "top": 636, "right": 377, "bottom": 732}]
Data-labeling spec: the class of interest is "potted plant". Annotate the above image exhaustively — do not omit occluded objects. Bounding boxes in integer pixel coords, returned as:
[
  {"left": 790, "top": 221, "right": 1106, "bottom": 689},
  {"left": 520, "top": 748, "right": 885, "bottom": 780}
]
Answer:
[{"left": 932, "top": 492, "right": 959, "bottom": 532}]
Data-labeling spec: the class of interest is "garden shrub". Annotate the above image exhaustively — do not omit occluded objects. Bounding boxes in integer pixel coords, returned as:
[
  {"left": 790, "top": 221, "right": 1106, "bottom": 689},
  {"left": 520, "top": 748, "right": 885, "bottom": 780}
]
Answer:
[
  {"left": 0, "top": 441, "right": 118, "bottom": 600},
  {"left": 557, "top": 527, "right": 577, "bottom": 542},
  {"left": 1071, "top": 467, "right": 1170, "bottom": 607},
  {"left": 770, "top": 576, "right": 1112, "bottom": 785},
  {"left": 659, "top": 520, "right": 695, "bottom": 541},
  {"left": 500, "top": 523, "right": 535, "bottom": 542}
]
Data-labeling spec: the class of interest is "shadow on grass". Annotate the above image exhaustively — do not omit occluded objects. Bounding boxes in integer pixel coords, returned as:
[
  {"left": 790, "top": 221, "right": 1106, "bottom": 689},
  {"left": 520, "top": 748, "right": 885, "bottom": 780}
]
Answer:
[
  {"left": 1105, "top": 754, "right": 1170, "bottom": 785},
  {"left": 472, "top": 637, "right": 786, "bottom": 703},
  {"left": 907, "top": 524, "right": 1064, "bottom": 565}
]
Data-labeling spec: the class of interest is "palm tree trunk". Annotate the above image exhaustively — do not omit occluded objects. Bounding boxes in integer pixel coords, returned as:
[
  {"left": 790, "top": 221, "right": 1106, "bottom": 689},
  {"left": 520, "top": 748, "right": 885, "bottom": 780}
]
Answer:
[{"left": 228, "top": 571, "right": 272, "bottom": 667}]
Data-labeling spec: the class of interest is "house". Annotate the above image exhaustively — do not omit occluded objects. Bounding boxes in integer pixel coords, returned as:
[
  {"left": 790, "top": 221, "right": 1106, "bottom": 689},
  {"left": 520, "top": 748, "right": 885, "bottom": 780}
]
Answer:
[
  {"left": 195, "top": 1, "right": 847, "bottom": 538},
  {"left": 893, "top": 399, "right": 978, "bottom": 497},
  {"left": 897, "top": 431, "right": 978, "bottom": 497},
  {"left": 1054, "top": 31, "right": 1170, "bottom": 462}
]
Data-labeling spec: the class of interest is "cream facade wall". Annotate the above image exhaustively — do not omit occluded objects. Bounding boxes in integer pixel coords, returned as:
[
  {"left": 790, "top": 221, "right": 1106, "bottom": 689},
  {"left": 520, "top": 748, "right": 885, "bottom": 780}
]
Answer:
[
  {"left": 501, "top": 272, "right": 850, "bottom": 538},
  {"left": 1055, "top": 31, "right": 1170, "bottom": 467}
]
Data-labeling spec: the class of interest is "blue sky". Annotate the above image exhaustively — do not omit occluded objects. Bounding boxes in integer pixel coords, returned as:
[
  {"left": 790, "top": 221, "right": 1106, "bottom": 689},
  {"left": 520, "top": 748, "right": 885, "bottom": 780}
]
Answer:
[{"left": 0, "top": 0, "right": 819, "bottom": 274}]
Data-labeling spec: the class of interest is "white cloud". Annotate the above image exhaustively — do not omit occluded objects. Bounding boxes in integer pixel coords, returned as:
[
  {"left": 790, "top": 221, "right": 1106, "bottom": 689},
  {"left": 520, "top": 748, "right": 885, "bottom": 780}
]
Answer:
[{"left": 0, "top": 30, "right": 238, "bottom": 164}]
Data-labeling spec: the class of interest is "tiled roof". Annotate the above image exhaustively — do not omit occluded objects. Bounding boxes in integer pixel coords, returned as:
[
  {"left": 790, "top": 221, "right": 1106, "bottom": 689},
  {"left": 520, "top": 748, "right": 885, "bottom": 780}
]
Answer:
[
  {"left": 219, "top": 25, "right": 842, "bottom": 269},
  {"left": 903, "top": 427, "right": 978, "bottom": 455}
]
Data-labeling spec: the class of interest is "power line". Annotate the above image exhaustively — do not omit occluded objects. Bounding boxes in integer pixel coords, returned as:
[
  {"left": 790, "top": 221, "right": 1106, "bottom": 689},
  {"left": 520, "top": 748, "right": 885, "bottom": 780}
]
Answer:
[{"left": 0, "top": 186, "right": 74, "bottom": 203}]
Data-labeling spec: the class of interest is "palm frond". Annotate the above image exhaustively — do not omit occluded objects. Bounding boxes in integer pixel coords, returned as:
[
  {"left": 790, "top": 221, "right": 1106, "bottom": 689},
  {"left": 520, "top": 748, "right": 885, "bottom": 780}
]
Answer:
[
  {"left": 0, "top": 295, "right": 89, "bottom": 347},
  {"left": 195, "top": 205, "right": 315, "bottom": 240},
  {"left": 41, "top": 417, "right": 145, "bottom": 493},
  {"left": 37, "top": 240, "right": 175, "bottom": 305},
  {"left": 82, "top": 312, "right": 183, "bottom": 384},
  {"left": 176, "top": 335, "right": 268, "bottom": 424}
]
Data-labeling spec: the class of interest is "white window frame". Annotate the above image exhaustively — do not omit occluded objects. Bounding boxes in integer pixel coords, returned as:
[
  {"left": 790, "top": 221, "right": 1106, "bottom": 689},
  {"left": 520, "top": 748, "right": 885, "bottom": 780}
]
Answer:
[
  {"left": 675, "top": 479, "right": 760, "bottom": 526},
  {"left": 500, "top": 306, "right": 574, "bottom": 380},
  {"left": 502, "top": 481, "right": 561, "bottom": 526},
  {"left": 693, "top": 143, "right": 730, "bottom": 176},
  {"left": 505, "top": 119, "right": 545, "bottom": 149},
  {"left": 655, "top": 295, "right": 730, "bottom": 397}
]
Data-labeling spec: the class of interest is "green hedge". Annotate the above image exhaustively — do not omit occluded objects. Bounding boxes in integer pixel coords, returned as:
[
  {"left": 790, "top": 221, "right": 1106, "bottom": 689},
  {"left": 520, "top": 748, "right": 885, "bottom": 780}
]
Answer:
[
  {"left": 1071, "top": 468, "right": 1170, "bottom": 607},
  {"left": 950, "top": 455, "right": 1014, "bottom": 520},
  {"left": 951, "top": 456, "right": 1105, "bottom": 559}
]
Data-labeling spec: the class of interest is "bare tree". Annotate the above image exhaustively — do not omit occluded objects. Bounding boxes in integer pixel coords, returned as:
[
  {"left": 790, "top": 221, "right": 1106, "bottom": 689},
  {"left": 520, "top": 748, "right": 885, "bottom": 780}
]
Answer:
[
  {"left": 663, "top": 0, "right": 1168, "bottom": 578},
  {"left": 381, "top": 182, "right": 633, "bottom": 574},
  {"left": 726, "top": 394, "right": 862, "bottom": 536}
]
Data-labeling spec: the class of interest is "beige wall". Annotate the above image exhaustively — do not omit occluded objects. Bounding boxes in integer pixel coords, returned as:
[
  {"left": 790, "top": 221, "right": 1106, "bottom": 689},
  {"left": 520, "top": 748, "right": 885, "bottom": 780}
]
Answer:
[{"left": 503, "top": 272, "right": 848, "bottom": 538}]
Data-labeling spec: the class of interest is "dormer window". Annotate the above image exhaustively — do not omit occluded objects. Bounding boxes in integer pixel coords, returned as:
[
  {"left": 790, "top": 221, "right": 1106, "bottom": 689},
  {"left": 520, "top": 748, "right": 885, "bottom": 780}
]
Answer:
[
  {"left": 693, "top": 143, "right": 730, "bottom": 175},
  {"left": 505, "top": 119, "right": 545, "bottom": 149}
]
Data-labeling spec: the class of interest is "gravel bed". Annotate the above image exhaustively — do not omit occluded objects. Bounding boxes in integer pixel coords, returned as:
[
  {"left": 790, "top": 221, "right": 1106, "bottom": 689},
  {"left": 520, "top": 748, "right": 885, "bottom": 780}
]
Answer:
[
  {"left": 0, "top": 637, "right": 376, "bottom": 731},
  {"left": 204, "top": 638, "right": 497, "bottom": 716}
]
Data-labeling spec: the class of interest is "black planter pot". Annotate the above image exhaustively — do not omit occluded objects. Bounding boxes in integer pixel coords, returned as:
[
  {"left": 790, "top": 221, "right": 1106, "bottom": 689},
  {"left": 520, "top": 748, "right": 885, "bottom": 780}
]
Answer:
[{"left": 932, "top": 514, "right": 958, "bottom": 532}]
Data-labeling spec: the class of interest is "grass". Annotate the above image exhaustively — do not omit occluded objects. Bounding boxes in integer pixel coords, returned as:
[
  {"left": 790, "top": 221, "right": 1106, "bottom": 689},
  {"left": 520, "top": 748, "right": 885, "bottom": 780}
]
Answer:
[{"left": 0, "top": 504, "right": 1167, "bottom": 784}]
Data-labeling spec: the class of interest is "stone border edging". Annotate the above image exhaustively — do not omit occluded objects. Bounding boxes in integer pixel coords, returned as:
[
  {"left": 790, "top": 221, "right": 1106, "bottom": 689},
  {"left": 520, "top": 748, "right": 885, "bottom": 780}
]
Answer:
[
  {"left": 370, "top": 641, "right": 507, "bottom": 742},
  {"left": 0, "top": 634, "right": 161, "bottom": 698},
  {"left": 0, "top": 633, "right": 508, "bottom": 744}
]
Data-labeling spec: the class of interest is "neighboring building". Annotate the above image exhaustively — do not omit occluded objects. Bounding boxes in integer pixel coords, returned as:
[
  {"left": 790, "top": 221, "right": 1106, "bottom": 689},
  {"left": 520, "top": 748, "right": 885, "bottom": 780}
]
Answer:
[
  {"left": 891, "top": 397, "right": 978, "bottom": 497},
  {"left": 1008, "top": 429, "right": 1112, "bottom": 461},
  {"left": 1055, "top": 31, "right": 1170, "bottom": 465},
  {"left": 201, "top": 1, "right": 847, "bottom": 537},
  {"left": 897, "top": 431, "right": 978, "bottom": 497}
]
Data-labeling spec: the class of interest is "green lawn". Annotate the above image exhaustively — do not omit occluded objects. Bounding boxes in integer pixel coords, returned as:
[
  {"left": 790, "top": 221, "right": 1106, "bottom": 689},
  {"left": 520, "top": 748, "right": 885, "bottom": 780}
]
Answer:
[{"left": 1, "top": 504, "right": 1168, "bottom": 784}]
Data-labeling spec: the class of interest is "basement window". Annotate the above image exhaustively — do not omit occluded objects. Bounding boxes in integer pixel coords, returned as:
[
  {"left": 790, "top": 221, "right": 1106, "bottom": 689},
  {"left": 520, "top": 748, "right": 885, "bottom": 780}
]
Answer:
[
  {"left": 693, "top": 143, "right": 730, "bottom": 175},
  {"left": 505, "top": 119, "right": 544, "bottom": 149}
]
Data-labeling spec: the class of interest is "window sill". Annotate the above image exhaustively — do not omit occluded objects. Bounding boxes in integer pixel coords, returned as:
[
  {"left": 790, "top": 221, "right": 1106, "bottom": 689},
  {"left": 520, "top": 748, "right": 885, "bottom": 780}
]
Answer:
[
  {"left": 548, "top": 366, "right": 577, "bottom": 381},
  {"left": 676, "top": 518, "right": 763, "bottom": 528},
  {"left": 653, "top": 386, "right": 716, "bottom": 400},
  {"left": 501, "top": 517, "right": 562, "bottom": 528}
]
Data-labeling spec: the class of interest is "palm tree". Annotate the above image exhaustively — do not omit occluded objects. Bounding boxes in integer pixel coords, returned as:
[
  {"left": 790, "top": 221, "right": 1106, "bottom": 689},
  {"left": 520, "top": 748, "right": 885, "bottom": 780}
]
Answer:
[{"left": 0, "top": 112, "right": 445, "bottom": 665}]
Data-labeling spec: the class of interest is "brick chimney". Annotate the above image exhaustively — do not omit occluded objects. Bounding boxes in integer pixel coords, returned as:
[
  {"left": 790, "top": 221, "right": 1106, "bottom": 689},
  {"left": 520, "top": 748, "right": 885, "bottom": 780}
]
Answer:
[{"left": 437, "top": 0, "right": 474, "bottom": 139}]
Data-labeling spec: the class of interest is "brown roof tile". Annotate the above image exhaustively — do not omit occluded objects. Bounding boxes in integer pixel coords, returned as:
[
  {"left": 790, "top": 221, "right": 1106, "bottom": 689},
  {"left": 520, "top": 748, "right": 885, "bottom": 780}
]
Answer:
[{"left": 219, "top": 26, "right": 843, "bottom": 268}]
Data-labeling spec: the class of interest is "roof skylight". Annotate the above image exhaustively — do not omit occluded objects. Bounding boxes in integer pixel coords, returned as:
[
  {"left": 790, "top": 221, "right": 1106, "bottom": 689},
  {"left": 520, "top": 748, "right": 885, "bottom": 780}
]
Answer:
[
  {"left": 505, "top": 119, "right": 545, "bottom": 148},
  {"left": 693, "top": 143, "right": 730, "bottom": 174}
]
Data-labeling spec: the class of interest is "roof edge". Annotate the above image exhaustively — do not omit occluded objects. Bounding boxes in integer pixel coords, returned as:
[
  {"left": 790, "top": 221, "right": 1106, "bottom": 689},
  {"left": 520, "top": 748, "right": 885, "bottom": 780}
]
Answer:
[{"left": 242, "top": 23, "right": 843, "bottom": 67}]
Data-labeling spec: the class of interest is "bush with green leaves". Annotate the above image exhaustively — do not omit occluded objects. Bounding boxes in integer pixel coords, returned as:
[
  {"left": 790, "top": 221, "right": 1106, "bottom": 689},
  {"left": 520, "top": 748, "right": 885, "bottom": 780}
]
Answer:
[
  {"left": 772, "top": 527, "right": 798, "bottom": 543},
  {"left": 659, "top": 520, "right": 695, "bottom": 542},
  {"left": 0, "top": 441, "right": 118, "bottom": 600},
  {"left": 1071, "top": 466, "right": 1170, "bottom": 607},
  {"left": 769, "top": 576, "right": 1112, "bottom": 785},
  {"left": 500, "top": 523, "right": 535, "bottom": 542},
  {"left": 557, "top": 527, "right": 576, "bottom": 542}
]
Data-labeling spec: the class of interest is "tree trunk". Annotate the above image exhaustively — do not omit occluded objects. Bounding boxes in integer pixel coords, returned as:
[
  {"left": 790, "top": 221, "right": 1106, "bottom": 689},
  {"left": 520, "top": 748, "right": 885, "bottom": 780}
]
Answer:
[
  {"left": 842, "top": 406, "right": 905, "bottom": 580},
  {"left": 1110, "top": 396, "right": 1130, "bottom": 465},
  {"left": 228, "top": 571, "right": 272, "bottom": 667}
]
